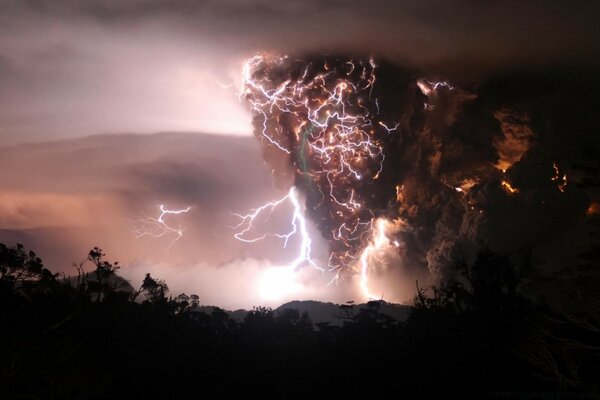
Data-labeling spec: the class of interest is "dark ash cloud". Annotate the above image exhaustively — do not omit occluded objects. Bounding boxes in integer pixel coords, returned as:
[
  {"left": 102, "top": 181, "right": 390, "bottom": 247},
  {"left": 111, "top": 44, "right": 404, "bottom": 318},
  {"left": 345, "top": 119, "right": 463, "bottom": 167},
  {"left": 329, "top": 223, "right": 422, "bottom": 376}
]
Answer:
[{"left": 243, "top": 55, "right": 600, "bottom": 297}]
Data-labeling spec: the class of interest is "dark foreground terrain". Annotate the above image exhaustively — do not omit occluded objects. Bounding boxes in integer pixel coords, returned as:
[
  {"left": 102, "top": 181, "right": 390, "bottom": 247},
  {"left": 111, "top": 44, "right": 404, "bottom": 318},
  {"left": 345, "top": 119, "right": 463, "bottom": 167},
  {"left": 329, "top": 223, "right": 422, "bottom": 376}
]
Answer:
[{"left": 1, "top": 244, "right": 599, "bottom": 399}]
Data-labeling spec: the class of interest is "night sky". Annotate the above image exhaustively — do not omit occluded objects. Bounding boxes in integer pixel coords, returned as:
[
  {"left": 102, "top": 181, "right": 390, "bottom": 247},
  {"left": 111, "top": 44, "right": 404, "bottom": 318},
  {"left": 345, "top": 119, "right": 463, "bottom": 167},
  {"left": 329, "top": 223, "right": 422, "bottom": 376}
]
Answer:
[{"left": 1, "top": 0, "right": 599, "bottom": 309}]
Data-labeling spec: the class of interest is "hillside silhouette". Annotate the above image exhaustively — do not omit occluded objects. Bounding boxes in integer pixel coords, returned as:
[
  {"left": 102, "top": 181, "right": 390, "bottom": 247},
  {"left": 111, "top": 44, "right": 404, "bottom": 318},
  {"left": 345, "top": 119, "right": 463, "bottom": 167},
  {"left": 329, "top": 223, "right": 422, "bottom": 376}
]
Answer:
[{"left": 193, "top": 300, "right": 410, "bottom": 326}]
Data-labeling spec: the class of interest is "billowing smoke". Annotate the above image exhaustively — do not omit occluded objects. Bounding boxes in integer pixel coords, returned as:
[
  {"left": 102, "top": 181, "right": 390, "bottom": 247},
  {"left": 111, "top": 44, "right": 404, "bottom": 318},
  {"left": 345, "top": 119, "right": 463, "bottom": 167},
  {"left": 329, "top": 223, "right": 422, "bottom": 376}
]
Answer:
[
  {"left": 492, "top": 108, "right": 535, "bottom": 173},
  {"left": 242, "top": 54, "right": 422, "bottom": 282},
  {"left": 242, "top": 53, "right": 600, "bottom": 296}
]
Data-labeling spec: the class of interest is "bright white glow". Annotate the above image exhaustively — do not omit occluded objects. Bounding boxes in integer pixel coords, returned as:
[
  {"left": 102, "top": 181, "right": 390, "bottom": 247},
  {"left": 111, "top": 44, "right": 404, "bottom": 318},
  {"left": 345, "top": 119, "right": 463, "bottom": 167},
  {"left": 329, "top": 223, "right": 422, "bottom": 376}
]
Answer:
[
  {"left": 232, "top": 186, "right": 329, "bottom": 302},
  {"left": 257, "top": 266, "right": 302, "bottom": 301},
  {"left": 359, "top": 218, "right": 392, "bottom": 300}
]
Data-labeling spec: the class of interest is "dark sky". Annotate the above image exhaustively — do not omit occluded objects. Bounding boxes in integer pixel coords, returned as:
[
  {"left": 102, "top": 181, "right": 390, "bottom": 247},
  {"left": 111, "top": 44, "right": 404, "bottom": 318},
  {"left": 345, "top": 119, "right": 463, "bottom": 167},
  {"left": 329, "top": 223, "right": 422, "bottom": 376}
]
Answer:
[
  {"left": 0, "top": 0, "right": 598, "bottom": 308},
  {"left": 1, "top": 0, "right": 598, "bottom": 142}
]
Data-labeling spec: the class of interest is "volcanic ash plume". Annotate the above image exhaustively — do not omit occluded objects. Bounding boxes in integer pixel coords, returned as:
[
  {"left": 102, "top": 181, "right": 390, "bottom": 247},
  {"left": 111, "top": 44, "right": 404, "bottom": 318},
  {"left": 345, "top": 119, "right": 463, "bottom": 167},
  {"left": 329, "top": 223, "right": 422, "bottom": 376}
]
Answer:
[
  {"left": 241, "top": 54, "right": 421, "bottom": 280},
  {"left": 240, "top": 53, "right": 600, "bottom": 300}
]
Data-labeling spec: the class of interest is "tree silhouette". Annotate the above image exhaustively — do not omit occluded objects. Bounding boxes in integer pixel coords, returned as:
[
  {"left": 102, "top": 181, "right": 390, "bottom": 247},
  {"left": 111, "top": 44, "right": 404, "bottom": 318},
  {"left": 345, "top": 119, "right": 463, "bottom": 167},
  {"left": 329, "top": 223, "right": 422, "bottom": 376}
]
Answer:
[
  {"left": 0, "top": 243, "right": 55, "bottom": 289},
  {"left": 86, "top": 247, "right": 131, "bottom": 301},
  {"left": 139, "top": 273, "right": 169, "bottom": 303}
]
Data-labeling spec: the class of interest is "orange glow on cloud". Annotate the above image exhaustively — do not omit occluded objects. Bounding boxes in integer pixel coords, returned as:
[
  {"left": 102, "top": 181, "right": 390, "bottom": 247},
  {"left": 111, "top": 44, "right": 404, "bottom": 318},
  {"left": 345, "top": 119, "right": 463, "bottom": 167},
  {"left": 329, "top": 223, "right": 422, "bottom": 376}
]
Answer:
[
  {"left": 493, "top": 109, "right": 534, "bottom": 172},
  {"left": 587, "top": 202, "right": 600, "bottom": 217},
  {"left": 0, "top": 191, "right": 123, "bottom": 229}
]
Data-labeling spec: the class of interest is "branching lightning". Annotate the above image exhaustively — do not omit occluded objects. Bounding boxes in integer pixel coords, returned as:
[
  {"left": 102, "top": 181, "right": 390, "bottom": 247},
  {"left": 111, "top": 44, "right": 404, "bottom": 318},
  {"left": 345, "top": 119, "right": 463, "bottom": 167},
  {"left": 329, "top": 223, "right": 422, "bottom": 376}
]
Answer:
[
  {"left": 238, "top": 54, "right": 403, "bottom": 298},
  {"left": 417, "top": 79, "right": 455, "bottom": 110},
  {"left": 232, "top": 186, "right": 320, "bottom": 272},
  {"left": 131, "top": 205, "right": 192, "bottom": 250}
]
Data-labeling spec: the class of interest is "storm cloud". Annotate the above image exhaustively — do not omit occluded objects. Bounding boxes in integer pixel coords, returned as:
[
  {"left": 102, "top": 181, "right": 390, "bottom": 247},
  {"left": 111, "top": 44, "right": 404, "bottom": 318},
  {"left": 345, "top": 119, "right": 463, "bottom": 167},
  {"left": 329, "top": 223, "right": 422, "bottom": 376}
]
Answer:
[{"left": 1, "top": 0, "right": 599, "bottom": 143}]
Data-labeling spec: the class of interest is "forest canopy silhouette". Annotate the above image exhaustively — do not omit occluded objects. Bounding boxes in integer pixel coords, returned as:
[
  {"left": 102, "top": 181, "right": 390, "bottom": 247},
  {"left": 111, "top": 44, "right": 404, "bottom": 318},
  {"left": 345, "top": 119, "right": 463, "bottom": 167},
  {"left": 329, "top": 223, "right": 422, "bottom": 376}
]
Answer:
[{"left": 1, "top": 241, "right": 598, "bottom": 398}]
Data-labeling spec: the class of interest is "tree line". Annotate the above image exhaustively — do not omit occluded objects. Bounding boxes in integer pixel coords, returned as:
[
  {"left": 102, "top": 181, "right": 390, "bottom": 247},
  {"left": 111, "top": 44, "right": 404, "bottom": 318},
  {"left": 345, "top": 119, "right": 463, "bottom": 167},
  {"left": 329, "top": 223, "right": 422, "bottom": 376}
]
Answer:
[{"left": 0, "top": 242, "right": 598, "bottom": 399}]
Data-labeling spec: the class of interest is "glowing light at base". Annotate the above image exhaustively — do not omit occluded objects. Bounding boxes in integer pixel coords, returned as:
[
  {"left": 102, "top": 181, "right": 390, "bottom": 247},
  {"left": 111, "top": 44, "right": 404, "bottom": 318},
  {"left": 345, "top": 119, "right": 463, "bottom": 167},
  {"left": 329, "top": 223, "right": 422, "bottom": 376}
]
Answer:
[
  {"left": 357, "top": 218, "right": 403, "bottom": 300},
  {"left": 232, "top": 186, "right": 323, "bottom": 302},
  {"left": 359, "top": 218, "right": 389, "bottom": 299},
  {"left": 233, "top": 188, "right": 400, "bottom": 300},
  {"left": 257, "top": 266, "right": 303, "bottom": 302},
  {"left": 131, "top": 205, "right": 191, "bottom": 250}
]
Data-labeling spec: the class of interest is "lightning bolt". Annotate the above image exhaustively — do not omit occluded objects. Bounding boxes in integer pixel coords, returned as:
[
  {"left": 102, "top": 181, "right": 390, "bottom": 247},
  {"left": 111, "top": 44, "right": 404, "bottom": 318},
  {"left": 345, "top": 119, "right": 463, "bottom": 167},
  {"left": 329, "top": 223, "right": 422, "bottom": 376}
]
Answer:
[
  {"left": 232, "top": 186, "right": 321, "bottom": 272},
  {"left": 358, "top": 218, "right": 400, "bottom": 300},
  {"left": 131, "top": 205, "right": 192, "bottom": 250},
  {"left": 232, "top": 187, "right": 399, "bottom": 300},
  {"left": 417, "top": 79, "right": 455, "bottom": 110}
]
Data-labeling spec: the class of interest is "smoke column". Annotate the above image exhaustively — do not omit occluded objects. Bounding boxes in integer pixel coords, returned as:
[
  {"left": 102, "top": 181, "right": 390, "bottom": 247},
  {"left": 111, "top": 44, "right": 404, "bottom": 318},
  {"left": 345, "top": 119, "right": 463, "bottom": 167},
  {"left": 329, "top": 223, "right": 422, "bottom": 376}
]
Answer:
[{"left": 239, "top": 53, "right": 598, "bottom": 300}]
